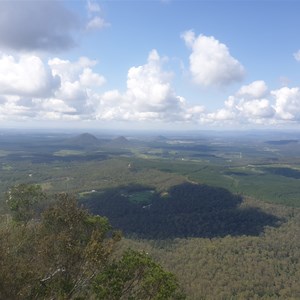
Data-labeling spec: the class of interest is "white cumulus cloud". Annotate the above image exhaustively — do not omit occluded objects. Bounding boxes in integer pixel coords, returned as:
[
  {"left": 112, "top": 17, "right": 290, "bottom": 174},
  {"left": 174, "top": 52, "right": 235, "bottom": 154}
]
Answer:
[
  {"left": 236, "top": 80, "right": 268, "bottom": 99},
  {"left": 273, "top": 87, "right": 300, "bottom": 120},
  {"left": 95, "top": 50, "right": 192, "bottom": 122},
  {"left": 80, "top": 68, "right": 106, "bottom": 87},
  {"left": 47, "top": 57, "right": 106, "bottom": 116},
  {"left": 0, "top": 54, "right": 106, "bottom": 121},
  {"left": 238, "top": 99, "right": 274, "bottom": 118},
  {"left": 207, "top": 108, "right": 236, "bottom": 121},
  {"left": 40, "top": 98, "right": 77, "bottom": 114},
  {"left": 182, "top": 30, "right": 245, "bottom": 87},
  {"left": 49, "top": 57, "right": 98, "bottom": 82},
  {"left": 0, "top": 54, "right": 60, "bottom": 97},
  {"left": 204, "top": 80, "right": 276, "bottom": 126}
]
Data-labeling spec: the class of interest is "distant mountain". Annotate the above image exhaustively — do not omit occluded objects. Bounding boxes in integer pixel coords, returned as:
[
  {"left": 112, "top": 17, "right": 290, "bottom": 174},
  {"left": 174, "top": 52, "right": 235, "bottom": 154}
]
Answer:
[
  {"left": 65, "top": 133, "right": 100, "bottom": 147},
  {"left": 105, "top": 136, "right": 130, "bottom": 148},
  {"left": 265, "top": 139, "right": 298, "bottom": 145}
]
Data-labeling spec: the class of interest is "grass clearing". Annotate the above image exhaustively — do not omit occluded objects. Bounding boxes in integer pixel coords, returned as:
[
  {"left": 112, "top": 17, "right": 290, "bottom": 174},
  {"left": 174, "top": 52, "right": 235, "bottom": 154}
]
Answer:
[{"left": 53, "top": 150, "right": 85, "bottom": 156}]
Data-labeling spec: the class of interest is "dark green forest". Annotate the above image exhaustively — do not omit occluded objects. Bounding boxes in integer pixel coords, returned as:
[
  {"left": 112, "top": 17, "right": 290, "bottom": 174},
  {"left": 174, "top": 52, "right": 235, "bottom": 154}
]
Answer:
[{"left": 81, "top": 183, "right": 280, "bottom": 239}]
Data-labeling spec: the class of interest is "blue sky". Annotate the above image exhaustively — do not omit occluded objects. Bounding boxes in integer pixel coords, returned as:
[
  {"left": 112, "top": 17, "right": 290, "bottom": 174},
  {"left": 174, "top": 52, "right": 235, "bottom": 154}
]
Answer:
[{"left": 1, "top": 0, "right": 300, "bottom": 130}]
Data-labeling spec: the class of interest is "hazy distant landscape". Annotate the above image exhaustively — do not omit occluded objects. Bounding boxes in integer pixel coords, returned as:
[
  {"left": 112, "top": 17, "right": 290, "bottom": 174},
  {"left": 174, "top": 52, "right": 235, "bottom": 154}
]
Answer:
[
  {"left": 1, "top": 129, "right": 300, "bottom": 206},
  {"left": 1, "top": 129, "right": 300, "bottom": 298}
]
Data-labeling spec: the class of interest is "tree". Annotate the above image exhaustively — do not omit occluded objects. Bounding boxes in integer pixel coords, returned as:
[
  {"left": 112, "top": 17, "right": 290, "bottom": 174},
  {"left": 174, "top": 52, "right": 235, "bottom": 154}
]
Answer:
[
  {"left": 5, "top": 183, "right": 46, "bottom": 225},
  {"left": 93, "top": 249, "right": 185, "bottom": 300},
  {"left": 35, "top": 193, "right": 122, "bottom": 299},
  {"left": 0, "top": 187, "right": 184, "bottom": 299}
]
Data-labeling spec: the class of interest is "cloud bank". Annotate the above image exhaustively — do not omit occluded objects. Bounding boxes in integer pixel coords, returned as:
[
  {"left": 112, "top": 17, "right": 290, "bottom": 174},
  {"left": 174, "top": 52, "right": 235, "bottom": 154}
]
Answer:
[
  {"left": 1, "top": 49, "right": 299, "bottom": 128},
  {"left": 203, "top": 81, "right": 300, "bottom": 126}
]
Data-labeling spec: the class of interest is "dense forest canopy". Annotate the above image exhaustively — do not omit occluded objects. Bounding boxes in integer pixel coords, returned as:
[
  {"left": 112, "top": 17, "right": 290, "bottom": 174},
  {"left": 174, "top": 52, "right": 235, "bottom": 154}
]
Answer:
[{"left": 81, "top": 183, "right": 280, "bottom": 239}]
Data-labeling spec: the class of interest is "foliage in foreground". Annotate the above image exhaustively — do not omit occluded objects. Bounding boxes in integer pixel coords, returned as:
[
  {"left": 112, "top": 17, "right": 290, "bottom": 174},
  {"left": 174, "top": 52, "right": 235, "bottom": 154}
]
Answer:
[
  {"left": 0, "top": 185, "right": 184, "bottom": 299},
  {"left": 5, "top": 183, "right": 46, "bottom": 224}
]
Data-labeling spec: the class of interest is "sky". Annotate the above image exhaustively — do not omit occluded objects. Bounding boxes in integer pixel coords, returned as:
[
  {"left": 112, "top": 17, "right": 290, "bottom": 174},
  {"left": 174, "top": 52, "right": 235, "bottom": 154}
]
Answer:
[{"left": 1, "top": 0, "right": 300, "bottom": 131}]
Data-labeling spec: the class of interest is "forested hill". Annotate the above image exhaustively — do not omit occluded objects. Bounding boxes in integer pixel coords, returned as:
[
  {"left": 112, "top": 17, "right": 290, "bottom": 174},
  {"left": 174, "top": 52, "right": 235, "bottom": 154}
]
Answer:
[
  {"left": 105, "top": 136, "right": 130, "bottom": 147},
  {"left": 64, "top": 133, "right": 100, "bottom": 147}
]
